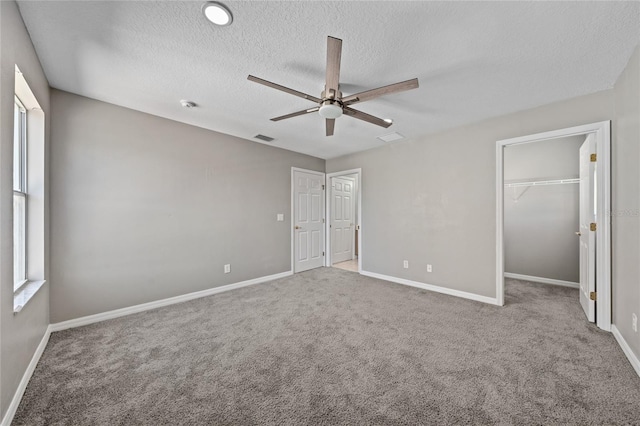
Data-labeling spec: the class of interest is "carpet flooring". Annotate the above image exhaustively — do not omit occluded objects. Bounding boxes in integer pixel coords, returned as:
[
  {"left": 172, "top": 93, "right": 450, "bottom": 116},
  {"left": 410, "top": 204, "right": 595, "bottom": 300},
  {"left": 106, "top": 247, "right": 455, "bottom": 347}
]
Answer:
[{"left": 13, "top": 268, "right": 640, "bottom": 425}]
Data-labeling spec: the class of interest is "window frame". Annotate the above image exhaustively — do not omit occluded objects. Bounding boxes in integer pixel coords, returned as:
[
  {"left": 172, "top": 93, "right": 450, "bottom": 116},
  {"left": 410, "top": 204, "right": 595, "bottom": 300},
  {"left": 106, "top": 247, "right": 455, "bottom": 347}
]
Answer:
[{"left": 13, "top": 95, "right": 28, "bottom": 291}]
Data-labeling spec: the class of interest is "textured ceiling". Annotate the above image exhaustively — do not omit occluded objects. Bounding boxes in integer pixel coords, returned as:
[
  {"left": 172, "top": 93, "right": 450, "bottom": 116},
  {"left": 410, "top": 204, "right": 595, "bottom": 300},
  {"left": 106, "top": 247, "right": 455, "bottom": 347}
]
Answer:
[{"left": 17, "top": 1, "right": 640, "bottom": 159}]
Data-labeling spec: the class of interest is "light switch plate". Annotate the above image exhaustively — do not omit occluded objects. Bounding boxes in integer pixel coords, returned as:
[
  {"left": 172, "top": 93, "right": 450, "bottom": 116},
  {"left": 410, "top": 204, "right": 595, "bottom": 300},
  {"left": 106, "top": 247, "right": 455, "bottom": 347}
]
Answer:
[{"left": 277, "top": 213, "right": 284, "bottom": 221}]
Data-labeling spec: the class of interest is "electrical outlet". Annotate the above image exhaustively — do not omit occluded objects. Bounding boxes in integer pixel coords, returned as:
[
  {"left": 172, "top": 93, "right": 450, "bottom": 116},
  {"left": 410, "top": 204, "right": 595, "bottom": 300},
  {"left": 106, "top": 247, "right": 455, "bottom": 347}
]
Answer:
[
  {"left": 427, "top": 264, "right": 432, "bottom": 273},
  {"left": 224, "top": 264, "right": 231, "bottom": 274},
  {"left": 403, "top": 260, "right": 409, "bottom": 269},
  {"left": 633, "top": 313, "right": 637, "bottom": 332}
]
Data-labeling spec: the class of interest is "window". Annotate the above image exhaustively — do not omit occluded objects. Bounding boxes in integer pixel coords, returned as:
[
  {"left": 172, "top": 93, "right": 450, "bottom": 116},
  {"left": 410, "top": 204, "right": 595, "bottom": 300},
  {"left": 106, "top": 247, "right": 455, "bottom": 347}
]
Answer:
[
  {"left": 13, "top": 65, "right": 46, "bottom": 313},
  {"left": 13, "top": 96, "right": 27, "bottom": 291}
]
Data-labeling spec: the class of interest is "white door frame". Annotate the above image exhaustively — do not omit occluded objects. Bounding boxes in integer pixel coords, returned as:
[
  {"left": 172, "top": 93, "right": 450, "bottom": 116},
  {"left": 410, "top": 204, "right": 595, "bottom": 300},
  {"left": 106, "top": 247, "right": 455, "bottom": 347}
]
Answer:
[
  {"left": 496, "top": 121, "right": 611, "bottom": 331},
  {"left": 325, "top": 169, "right": 362, "bottom": 272},
  {"left": 291, "top": 167, "right": 326, "bottom": 273}
]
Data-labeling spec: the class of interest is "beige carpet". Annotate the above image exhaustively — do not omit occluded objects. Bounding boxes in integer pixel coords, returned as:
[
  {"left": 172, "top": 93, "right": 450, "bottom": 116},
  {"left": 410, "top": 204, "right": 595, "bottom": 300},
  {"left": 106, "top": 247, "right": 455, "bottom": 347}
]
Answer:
[{"left": 13, "top": 268, "right": 640, "bottom": 425}]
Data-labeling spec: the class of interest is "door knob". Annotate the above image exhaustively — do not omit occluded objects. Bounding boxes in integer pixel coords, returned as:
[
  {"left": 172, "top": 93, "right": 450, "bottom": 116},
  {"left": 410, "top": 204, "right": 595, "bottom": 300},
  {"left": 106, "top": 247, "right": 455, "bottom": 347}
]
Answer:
[
  {"left": 295, "top": 226, "right": 301, "bottom": 230},
  {"left": 575, "top": 231, "right": 581, "bottom": 236}
]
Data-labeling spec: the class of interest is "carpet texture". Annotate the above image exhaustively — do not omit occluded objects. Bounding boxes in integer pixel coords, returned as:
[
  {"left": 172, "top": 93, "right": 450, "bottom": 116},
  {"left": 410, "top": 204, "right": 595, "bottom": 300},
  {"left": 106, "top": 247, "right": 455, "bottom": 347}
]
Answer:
[{"left": 13, "top": 268, "right": 640, "bottom": 425}]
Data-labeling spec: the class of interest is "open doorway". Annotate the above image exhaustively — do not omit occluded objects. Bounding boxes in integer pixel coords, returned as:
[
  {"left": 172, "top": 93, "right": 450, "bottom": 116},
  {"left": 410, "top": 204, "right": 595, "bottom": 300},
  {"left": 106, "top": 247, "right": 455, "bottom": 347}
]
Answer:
[
  {"left": 326, "top": 169, "right": 362, "bottom": 273},
  {"left": 496, "top": 122, "right": 611, "bottom": 331},
  {"left": 503, "top": 135, "right": 584, "bottom": 288}
]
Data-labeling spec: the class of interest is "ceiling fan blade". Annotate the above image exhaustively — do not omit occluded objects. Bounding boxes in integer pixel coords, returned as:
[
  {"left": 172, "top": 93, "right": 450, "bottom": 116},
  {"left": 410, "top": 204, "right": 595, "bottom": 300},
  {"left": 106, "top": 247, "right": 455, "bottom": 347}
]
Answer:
[
  {"left": 271, "top": 107, "right": 319, "bottom": 122},
  {"left": 343, "top": 107, "right": 392, "bottom": 128},
  {"left": 326, "top": 118, "right": 335, "bottom": 136},
  {"left": 342, "top": 78, "right": 419, "bottom": 105},
  {"left": 248, "top": 75, "right": 321, "bottom": 104},
  {"left": 325, "top": 36, "right": 342, "bottom": 98}
]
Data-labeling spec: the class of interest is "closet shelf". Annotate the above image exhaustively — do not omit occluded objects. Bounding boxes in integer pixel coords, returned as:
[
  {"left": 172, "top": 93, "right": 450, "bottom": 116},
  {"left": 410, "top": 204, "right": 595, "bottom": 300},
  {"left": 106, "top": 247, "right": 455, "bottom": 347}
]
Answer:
[{"left": 504, "top": 178, "right": 579, "bottom": 188}]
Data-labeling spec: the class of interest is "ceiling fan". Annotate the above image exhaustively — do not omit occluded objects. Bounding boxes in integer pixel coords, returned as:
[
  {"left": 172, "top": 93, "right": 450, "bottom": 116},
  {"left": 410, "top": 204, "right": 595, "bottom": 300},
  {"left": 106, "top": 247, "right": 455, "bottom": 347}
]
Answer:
[{"left": 248, "top": 36, "right": 419, "bottom": 136}]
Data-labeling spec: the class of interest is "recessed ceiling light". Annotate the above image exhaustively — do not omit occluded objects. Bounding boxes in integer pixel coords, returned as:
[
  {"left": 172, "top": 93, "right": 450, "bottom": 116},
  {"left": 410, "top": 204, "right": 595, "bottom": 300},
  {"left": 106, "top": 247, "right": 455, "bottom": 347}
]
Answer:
[
  {"left": 203, "top": 2, "right": 233, "bottom": 26},
  {"left": 377, "top": 132, "right": 405, "bottom": 143}
]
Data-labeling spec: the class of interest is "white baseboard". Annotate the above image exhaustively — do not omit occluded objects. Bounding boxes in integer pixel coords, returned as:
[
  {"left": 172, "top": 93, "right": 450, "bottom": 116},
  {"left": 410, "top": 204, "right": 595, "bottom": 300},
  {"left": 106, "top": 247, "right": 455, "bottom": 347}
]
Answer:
[
  {"left": 50, "top": 271, "right": 293, "bottom": 332},
  {"left": 1, "top": 325, "right": 52, "bottom": 426},
  {"left": 361, "top": 270, "right": 499, "bottom": 305},
  {"left": 504, "top": 272, "right": 579, "bottom": 289},
  {"left": 611, "top": 325, "right": 640, "bottom": 378}
]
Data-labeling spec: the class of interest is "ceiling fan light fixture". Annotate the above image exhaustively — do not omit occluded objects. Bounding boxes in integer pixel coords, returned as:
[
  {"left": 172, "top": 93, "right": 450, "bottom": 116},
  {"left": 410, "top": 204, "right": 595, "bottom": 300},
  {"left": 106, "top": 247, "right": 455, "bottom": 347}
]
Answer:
[
  {"left": 318, "top": 101, "right": 343, "bottom": 119},
  {"left": 203, "top": 2, "right": 233, "bottom": 26}
]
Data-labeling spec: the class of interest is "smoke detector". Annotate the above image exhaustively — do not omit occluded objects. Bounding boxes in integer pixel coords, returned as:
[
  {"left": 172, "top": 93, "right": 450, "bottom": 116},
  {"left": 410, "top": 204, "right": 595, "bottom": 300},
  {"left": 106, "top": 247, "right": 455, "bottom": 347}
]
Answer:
[{"left": 180, "top": 100, "right": 197, "bottom": 108}]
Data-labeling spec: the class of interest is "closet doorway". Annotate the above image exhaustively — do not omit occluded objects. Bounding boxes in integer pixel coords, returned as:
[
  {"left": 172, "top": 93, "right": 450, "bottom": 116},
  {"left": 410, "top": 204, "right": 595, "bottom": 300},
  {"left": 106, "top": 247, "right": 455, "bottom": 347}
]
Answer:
[
  {"left": 496, "top": 122, "right": 611, "bottom": 331},
  {"left": 326, "top": 169, "right": 362, "bottom": 273},
  {"left": 502, "top": 135, "right": 584, "bottom": 289}
]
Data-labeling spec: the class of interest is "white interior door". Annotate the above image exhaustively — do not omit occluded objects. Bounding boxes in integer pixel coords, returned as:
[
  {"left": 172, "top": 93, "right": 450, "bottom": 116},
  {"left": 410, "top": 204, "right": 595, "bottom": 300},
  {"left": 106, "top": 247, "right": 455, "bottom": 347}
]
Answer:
[
  {"left": 579, "top": 134, "right": 596, "bottom": 322},
  {"left": 293, "top": 170, "right": 325, "bottom": 273},
  {"left": 331, "top": 176, "right": 355, "bottom": 264}
]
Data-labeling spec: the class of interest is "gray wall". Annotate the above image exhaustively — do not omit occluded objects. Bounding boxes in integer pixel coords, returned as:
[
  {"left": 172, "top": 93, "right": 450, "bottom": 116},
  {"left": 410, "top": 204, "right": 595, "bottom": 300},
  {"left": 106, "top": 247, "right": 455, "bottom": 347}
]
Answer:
[
  {"left": 0, "top": 0, "right": 50, "bottom": 418},
  {"left": 504, "top": 136, "right": 584, "bottom": 182},
  {"left": 327, "top": 90, "right": 613, "bottom": 298},
  {"left": 50, "top": 90, "right": 324, "bottom": 322},
  {"left": 504, "top": 136, "right": 584, "bottom": 282},
  {"left": 613, "top": 45, "right": 640, "bottom": 365}
]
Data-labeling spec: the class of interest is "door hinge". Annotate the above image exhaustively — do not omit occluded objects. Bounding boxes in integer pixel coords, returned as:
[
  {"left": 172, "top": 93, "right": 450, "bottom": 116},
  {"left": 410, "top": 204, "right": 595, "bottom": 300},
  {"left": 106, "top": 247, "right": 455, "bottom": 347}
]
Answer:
[
  {"left": 590, "top": 153, "right": 597, "bottom": 162},
  {"left": 590, "top": 291, "right": 596, "bottom": 301},
  {"left": 322, "top": 184, "right": 325, "bottom": 190},
  {"left": 590, "top": 223, "right": 597, "bottom": 232},
  {"left": 322, "top": 218, "right": 325, "bottom": 223},
  {"left": 322, "top": 251, "right": 325, "bottom": 256}
]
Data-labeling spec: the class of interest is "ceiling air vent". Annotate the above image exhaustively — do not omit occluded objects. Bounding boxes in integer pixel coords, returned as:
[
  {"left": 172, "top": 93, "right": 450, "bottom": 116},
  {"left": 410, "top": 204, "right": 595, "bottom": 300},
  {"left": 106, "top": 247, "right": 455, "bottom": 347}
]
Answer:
[
  {"left": 254, "top": 134, "right": 275, "bottom": 142},
  {"left": 377, "top": 132, "right": 404, "bottom": 143}
]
